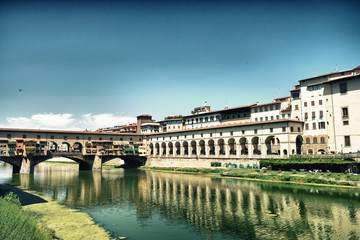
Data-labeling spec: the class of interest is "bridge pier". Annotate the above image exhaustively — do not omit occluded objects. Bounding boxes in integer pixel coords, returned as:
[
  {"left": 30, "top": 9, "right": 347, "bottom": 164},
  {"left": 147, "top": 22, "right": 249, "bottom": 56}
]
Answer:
[
  {"left": 92, "top": 155, "right": 103, "bottom": 171},
  {"left": 11, "top": 156, "right": 35, "bottom": 174}
]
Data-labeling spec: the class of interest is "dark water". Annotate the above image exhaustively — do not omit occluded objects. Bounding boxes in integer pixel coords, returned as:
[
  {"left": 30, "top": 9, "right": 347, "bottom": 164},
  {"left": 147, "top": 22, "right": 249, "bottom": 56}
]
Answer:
[{"left": 2, "top": 162, "right": 360, "bottom": 240}]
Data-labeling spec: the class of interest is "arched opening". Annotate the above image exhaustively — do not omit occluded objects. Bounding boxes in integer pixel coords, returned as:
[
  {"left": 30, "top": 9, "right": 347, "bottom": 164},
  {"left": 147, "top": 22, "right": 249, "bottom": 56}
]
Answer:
[
  {"left": 313, "top": 137, "right": 318, "bottom": 144},
  {"left": 161, "top": 142, "right": 166, "bottom": 156},
  {"left": 228, "top": 138, "right": 236, "bottom": 155},
  {"left": 218, "top": 139, "right": 225, "bottom": 155},
  {"left": 308, "top": 149, "right": 313, "bottom": 155},
  {"left": 283, "top": 149, "right": 288, "bottom": 155},
  {"left": 155, "top": 143, "right": 160, "bottom": 156},
  {"left": 306, "top": 137, "right": 310, "bottom": 144},
  {"left": 208, "top": 139, "right": 215, "bottom": 155},
  {"left": 59, "top": 142, "right": 70, "bottom": 152},
  {"left": 73, "top": 142, "right": 82, "bottom": 153},
  {"left": 320, "top": 137, "right": 325, "bottom": 144},
  {"left": 199, "top": 140, "right": 205, "bottom": 155},
  {"left": 149, "top": 143, "right": 154, "bottom": 155},
  {"left": 191, "top": 140, "right": 197, "bottom": 155},
  {"left": 265, "top": 136, "right": 280, "bottom": 155},
  {"left": 49, "top": 141, "right": 58, "bottom": 152},
  {"left": 175, "top": 142, "right": 181, "bottom": 155},
  {"left": 240, "top": 137, "right": 248, "bottom": 155},
  {"left": 168, "top": 142, "right": 173, "bottom": 155},
  {"left": 252, "top": 137, "right": 261, "bottom": 155},
  {"left": 318, "top": 149, "right": 325, "bottom": 154},
  {"left": 183, "top": 141, "right": 189, "bottom": 155},
  {"left": 296, "top": 135, "right": 303, "bottom": 155}
]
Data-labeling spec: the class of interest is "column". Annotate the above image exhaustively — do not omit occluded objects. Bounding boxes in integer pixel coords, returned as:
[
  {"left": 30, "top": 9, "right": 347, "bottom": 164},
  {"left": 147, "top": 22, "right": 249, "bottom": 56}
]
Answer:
[
  {"left": 248, "top": 143, "right": 253, "bottom": 158},
  {"left": 205, "top": 144, "right": 209, "bottom": 158},
  {"left": 214, "top": 143, "right": 219, "bottom": 158},
  {"left": 236, "top": 143, "right": 240, "bottom": 158},
  {"left": 225, "top": 144, "right": 229, "bottom": 158}
]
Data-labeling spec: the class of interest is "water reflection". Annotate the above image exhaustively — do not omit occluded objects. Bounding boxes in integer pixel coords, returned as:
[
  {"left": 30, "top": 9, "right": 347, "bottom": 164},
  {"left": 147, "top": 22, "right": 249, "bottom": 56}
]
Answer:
[{"left": 8, "top": 164, "right": 360, "bottom": 240}]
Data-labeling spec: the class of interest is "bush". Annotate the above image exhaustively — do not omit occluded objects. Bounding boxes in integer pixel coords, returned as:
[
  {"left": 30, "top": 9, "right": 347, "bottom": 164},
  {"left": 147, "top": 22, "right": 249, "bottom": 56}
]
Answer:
[
  {"left": 211, "top": 162, "right": 222, "bottom": 167},
  {"left": 0, "top": 193, "right": 52, "bottom": 240},
  {"left": 3, "top": 192, "right": 22, "bottom": 209}
]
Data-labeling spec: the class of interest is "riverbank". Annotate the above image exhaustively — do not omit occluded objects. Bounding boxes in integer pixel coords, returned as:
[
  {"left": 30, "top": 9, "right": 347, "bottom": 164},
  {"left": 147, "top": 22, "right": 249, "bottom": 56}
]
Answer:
[
  {"left": 140, "top": 166, "right": 360, "bottom": 188},
  {"left": 0, "top": 184, "right": 117, "bottom": 240}
]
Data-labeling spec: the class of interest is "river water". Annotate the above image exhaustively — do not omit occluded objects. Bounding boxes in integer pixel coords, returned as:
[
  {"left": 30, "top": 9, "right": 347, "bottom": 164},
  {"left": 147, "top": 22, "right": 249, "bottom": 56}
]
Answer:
[{"left": 1, "top": 162, "right": 360, "bottom": 240}]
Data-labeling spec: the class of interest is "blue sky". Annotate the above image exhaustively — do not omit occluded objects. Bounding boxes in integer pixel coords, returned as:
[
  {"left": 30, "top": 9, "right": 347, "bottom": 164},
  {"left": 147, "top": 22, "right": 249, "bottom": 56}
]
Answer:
[{"left": 0, "top": 0, "right": 359, "bottom": 130}]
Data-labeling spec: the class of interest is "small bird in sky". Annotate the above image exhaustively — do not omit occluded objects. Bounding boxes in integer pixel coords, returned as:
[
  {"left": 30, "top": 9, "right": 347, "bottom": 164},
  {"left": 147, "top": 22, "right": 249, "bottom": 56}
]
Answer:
[{"left": 18, "top": 89, "right": 22, "bottom": 92}]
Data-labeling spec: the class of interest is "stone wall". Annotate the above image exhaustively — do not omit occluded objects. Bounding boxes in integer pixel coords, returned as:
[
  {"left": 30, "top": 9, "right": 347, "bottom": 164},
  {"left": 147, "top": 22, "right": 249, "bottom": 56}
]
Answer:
[{"left": 145, "top": 157, "right": 261, "bottom": 168}]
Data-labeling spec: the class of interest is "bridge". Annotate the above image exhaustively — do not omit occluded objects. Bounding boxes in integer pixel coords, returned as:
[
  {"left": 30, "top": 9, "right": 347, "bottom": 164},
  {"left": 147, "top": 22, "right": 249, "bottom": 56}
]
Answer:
[{"left": 0, "top": 128, "right": 147, "bottom": 174}]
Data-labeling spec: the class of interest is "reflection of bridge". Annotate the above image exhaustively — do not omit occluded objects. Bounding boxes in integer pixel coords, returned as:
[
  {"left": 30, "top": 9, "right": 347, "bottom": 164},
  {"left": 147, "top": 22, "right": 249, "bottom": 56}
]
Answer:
[{"left": 0, "top": 128, "right": 146, "bottom": 173}]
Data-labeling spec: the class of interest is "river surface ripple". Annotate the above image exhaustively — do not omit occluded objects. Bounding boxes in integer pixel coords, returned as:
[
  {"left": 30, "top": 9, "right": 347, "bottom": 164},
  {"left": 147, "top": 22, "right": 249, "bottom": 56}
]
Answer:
[{"left": 1, "top": 162, "right": 360, "bottom": 240}]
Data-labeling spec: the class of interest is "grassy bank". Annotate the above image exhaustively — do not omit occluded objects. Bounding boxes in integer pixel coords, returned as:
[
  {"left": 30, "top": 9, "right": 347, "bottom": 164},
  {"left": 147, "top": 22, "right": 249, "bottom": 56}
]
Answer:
[
  {"left": 141, "top": 166, "right": 360, "bottom": 187},
  {"left": 0, "top": 185, "right": 115, "bottom": 240},
  {"left": 0, "top": 192, "right": 53, "bottom": 240}
]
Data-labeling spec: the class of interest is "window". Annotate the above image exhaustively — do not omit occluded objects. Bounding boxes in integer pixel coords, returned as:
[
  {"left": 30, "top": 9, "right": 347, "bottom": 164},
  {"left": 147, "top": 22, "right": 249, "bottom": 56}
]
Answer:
[
  {"left": 130, "top": 138, "right": 132, "bottom": 141},
  {"left": 265, "top": 106, "right": 268, "bottom": 111},
  {"left": 304, "top": 102, "right": 307, "bottom": 107},
  {"left": 282, "top": 127, "right": 286, "bottom": 132},
  {"left": 88, "top": 137, "right": 91, "bottom": 140},
  {"left": 270, "top": 128, "right": 273, "bottom": 133},
  {"left": 210, "top": 133, "right": 212, "bottom": 137},
  {"left": 271, "top": 116, "right": 274, "bottom": 120},
  {"left": 342, "top": 107, "right": 348, "bottom": 118},
  {"left": 305, "top": 123, "right": 309, "bottom": 130},
  {"left": 313, "top": 137, "right": 317, "bottom": 144},
  {"left": 37, "top": 135, "right": 41, "bottom": 140},
  {"left": 255, "top": 118, "right": 258, "bottom": 122},
  {"left": 311, "top": 101, "right": 315, "bottom": 106},
  {"left": 139, "top": 138, "right": 141, "bottom": 141},
  {"left": 319, "top": 100, "right": 323, "bottom": 105},
  {"left": 192, "top": 134, "right": 194, "bottom": 138},
  {"left": 312, "top": 122, "right": 317, "bottom": 130},
  {"left": 265, "top": 117, "right": 268, "bottom": 121},
  {"left": 319, "top": 122, "right": 325, "bottom": 129},
  {"left": 254, "top": 129, "right": 257, "bottom": 134},
  {"left": 254, "top": 108, "right": 258, "bottom": 113},
  {"left": 220, "top": 132, "right": 222, "bottom": 136},
  {"left": 99, "top": 137, "right": 102, "bottom": 140},
  {"left": 76, "top": 136, "right": 79, "bottom": 140},
  {"left": 312, "top": 112, "right": 315, "bottom": 119},
  {"left": 290, "top": 127, "right": 294, "bottom": 132},
  {"left": 276, "top": 115, "right": 279, "bottom": 120},
  {"left": 319, "top": 111, "right": 323, "bottom": 118},
  {"left": 120, "top": 138, "right": 122, "bottom": 141},
  {"left": 320, "top": 137, "right": 325, "bottom": 144},
  {"left": 7, "top": 134, "right": 11, "bottom": 139},
  {"left": 304, "top": 112, "right": 308, "bottom": 119},
  {"left": 259, "top": 107, "right": 263, "bottom": 112},
  {"left": 23, "top": 135, "right": 26, "bottom": 139},
  {"left": 260, "top": 117, "right": 263, "bottom": 121},
  {"left": 307, "top": 84, "right": 322, "bottom": 91},
  {"left": 242, "top": 130, "right": 245, "bottom": 134},
  {"left": 230, "top": 131, "right": 233, "bottom": 136},
  {"left": 292, "top": 92, "right": 300, "bottom": 99},
  {"left": 295, "top": 105, "right": 299, "bottom": 110},
  {"left": 340, "top": 82, "right": 347, "bottom": 93},
  {"left": 110, "top": 137, "right": 113, "bottom": 140},
  {"left": 306, "top": 138, "right": 310, "bottom": 144},
  {"left": 343, "top": 120, "right": 349, "bottom": 125},
  {"left": 298, "top": 127, "right": 301, "bottom": 132},
  {"left": 344, "top": 136, "right": 351, "bottom": 146},
  {"left": 270, "top": 106, "right": 273, "bottom": 111},
  {"left": 275, "top": 105, "right": 280, "bottom": 110}
]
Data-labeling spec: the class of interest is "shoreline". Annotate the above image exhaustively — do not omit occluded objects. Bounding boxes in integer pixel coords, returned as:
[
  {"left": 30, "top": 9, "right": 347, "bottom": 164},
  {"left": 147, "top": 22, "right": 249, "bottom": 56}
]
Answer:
[
  {"left": 140, "top": 167, "right": 360, "bottom": 189},
  {"left": 0, "top": 184, "right": 119, "bottom": 240}
]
